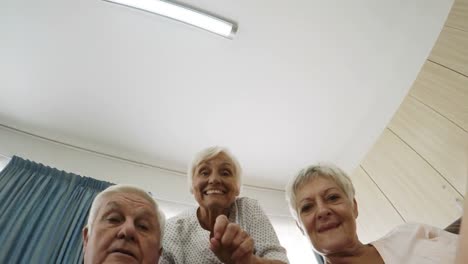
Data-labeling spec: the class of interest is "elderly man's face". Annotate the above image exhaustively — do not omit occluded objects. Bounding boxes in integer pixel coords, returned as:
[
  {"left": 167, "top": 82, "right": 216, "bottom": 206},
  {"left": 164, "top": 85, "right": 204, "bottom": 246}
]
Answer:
[{"left": 82, "top": 192, "right": 161, "bottom": 264}]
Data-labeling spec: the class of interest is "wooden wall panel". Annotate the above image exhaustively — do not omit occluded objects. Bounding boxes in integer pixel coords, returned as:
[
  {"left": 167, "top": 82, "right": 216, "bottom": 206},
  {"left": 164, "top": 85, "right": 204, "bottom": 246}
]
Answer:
[
  {"left": 388, "top": 96, "right": 468, "bottom": 194},
  {"left": 446, "top": 0, "right": 468, "bottom": 32},
  {"left": 429, "top": 26, "right": 468, "bottom": 76},
  {"left": 352, "top": 167, "right": 404, "bottom": 243},
  {"left": 356, "top": 0, "right": 468, "bottom": 241},
  {"left": 361, "top": 129, "right": 462, "bottom": 228},
  {"left": 410, "top": 61, "right": 468, "bottom": 131}
]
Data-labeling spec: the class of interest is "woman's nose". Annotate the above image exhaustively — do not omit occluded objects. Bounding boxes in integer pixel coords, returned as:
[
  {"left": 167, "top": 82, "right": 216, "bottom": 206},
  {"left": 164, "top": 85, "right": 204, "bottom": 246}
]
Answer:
[
  {"left": 316, "top": 202, "right": 332, "bottom": 220},
  {"left": 208, "top": 172, "right": 221, "bottom": 184}
]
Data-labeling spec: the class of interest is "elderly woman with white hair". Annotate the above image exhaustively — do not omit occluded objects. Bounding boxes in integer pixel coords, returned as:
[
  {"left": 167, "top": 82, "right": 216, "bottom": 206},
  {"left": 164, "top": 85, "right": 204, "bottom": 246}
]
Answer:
[
  {"left": 161, "top": 146, "right": 288, "bottom": 264},
  {"left": 286, "top": 164, "right": 458, "bottom": 264}
]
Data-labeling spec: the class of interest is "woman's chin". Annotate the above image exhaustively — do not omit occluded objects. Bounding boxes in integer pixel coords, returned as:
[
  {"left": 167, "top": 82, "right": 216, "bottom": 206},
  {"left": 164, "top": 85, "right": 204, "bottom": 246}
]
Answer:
[
  {"left": 201, "top": 200, "right": 231, "bottom": 211},
  {"left": 313, "top": 237, "right": 354, "bottom": 255}
]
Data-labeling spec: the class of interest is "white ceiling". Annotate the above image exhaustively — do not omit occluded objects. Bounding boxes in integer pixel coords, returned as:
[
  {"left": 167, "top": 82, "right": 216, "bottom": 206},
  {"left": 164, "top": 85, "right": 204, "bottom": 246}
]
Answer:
[{"left": 0, "top": 0, "right": 454, "bottom": 190}]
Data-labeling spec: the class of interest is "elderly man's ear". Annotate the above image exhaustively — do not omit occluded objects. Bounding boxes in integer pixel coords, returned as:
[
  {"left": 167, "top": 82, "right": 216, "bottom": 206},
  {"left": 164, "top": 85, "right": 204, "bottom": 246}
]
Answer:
[{"left": 82, "top": 226, "right": 89, "bottom": 250}]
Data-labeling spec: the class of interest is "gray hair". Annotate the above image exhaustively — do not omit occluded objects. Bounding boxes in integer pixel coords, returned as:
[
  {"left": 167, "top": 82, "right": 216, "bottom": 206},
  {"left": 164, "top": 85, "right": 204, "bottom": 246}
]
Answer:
[
  {"left": 188, "top": 146, "right": 242, "bottom": 193},
  {"left": 285, "top": 163, "right": 355, "bottom": 222},
  {"left": 86, "top": 184, "right": 166, "bottom": 243}
]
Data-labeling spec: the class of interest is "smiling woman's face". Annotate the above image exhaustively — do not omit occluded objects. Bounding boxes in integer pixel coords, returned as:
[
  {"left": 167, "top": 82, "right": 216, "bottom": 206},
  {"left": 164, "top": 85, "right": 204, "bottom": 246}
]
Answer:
[
  {"left": 192, "top": 152, "right": 240, "bottom": 212},
  {"left": 296, "top": 176, "right": 359, "bottom": 255}
]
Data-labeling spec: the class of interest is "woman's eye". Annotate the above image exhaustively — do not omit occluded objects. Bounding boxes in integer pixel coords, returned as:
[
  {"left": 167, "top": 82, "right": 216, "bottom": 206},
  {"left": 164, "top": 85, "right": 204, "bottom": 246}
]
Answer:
[
  {"left": 300, "top": 204, "right": 314, "bottom": 213},
  {"left": 327, "top": 194, "right": 340, "bottom": 201},
  {"left": 199, "top": 170, "right": 209, "bottom": 176},
  {"left": 221, "top": 169, "right": 232, "bottom": 176}
]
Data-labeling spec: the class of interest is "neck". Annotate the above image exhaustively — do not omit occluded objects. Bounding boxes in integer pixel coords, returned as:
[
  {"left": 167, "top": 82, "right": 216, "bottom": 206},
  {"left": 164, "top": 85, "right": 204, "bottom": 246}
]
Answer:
[
  {"left": 197, "top": 205, "right": 230, "bottom": 232},
  {"left": 323, "top": 241, "right": 376, "bottom": 264}
]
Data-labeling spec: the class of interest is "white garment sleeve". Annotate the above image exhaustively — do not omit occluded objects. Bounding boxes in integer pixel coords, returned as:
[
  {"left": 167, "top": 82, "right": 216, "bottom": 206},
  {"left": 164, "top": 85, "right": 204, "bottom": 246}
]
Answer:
[
  {"left": 371, "top": 223, "right": 458, "bottom": 264},
  {"left": 239, "top": 198, "right": 289, "bottom": 263}
]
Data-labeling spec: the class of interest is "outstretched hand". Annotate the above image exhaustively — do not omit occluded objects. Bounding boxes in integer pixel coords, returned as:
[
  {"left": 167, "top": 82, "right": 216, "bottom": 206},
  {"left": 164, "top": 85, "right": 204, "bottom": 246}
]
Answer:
[{"left": 209, "top": 215, "right": 256, "bottom": 264}]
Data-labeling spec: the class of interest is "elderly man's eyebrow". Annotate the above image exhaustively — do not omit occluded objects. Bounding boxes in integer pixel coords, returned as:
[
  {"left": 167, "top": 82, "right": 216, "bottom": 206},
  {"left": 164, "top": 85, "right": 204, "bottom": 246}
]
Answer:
[
  {"left": 104, "top": 201, "right": 121, "bottom": 209},
  {"left": 135, "top": 210, "right": 158, "bottom": 228},
  {"left": 135, "top": 208, "right": 157, "bottom": 218},
  {"left": 96, "top": 202, "right": 122, "bottom": 221},
  {"left": 100, "top": 201, "right": 122, "bottom": 215}
]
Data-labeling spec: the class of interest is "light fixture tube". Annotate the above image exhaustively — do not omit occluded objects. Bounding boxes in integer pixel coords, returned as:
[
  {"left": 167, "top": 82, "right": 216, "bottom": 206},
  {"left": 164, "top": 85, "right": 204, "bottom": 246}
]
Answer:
[{"left": 104, "top": 0, "right": 237, "bottom": 38}]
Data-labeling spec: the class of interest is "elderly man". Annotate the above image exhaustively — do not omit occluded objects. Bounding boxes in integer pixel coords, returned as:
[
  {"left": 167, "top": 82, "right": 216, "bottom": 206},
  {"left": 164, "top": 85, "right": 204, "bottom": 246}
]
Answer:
[{"left": 82, "top": 185, "right": 165, "bottom": 264}]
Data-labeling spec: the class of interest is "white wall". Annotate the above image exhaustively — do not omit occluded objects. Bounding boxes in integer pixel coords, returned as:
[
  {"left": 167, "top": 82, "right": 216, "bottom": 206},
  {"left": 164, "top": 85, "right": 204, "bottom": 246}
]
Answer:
[{"left": 0, "top": 125, "right": 315, "bottom": 263}]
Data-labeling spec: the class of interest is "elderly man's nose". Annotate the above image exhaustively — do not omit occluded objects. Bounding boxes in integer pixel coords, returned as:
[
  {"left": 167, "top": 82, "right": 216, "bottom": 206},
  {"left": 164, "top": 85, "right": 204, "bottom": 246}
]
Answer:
[{"left": 117, "top": 220, "right": 137, "bottom": 241}]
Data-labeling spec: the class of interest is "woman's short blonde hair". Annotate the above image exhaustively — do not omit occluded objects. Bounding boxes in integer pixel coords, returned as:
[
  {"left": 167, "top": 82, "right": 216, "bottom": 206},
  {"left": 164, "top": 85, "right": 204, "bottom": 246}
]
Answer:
[
  {"left": 188, "top": 146, "right": 242, "bottom": 193},
  {"left": 285, "top": 163, "right": 355, "bottom": 222}
]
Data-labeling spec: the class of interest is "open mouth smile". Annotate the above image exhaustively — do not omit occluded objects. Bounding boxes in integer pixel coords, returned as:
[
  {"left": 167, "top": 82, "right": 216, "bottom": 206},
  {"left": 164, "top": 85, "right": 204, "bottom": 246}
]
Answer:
[{"left": 204, "top": 189, "right": 225, "bottom": 195}]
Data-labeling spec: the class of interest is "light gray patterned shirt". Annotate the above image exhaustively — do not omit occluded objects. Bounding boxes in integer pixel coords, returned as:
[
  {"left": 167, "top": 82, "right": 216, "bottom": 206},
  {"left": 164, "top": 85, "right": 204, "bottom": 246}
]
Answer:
[{"left": 160, "top": 197, "right": 289, "bottom": 264}]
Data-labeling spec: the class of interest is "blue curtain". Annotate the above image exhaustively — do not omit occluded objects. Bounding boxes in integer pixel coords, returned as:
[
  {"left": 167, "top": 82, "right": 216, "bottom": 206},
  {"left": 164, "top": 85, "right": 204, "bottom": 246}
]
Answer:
[{"left": 0, "top": 156, "right": 113, "bottom": 264}]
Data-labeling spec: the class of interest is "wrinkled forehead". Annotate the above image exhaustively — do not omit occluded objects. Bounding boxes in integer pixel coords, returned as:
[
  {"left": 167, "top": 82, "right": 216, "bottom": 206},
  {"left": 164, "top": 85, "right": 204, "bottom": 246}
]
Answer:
[
  {"left": 98, "top": 192, "right": 157, "bottom": 216},
  {"left": 296, "top": 176, "right": 344, "bottom": 200},
  {"left": 197, "top": 152, "right": 235, "bottom": 169}
]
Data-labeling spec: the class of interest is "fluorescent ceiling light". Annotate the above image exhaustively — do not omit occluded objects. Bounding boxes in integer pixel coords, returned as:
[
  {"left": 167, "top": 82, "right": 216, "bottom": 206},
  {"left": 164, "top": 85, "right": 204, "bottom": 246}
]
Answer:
[{"left": 104, "top": 0, "right": 237, "bottom": 38}]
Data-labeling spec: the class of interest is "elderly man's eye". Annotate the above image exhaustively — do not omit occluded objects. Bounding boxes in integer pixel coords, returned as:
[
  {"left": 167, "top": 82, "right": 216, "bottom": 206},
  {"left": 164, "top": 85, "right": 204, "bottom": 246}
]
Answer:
[
  {"left": 107, "top": 215, "right": 123, "bottom": 223},
  {"left": 138, "top": 224, "right": 149, "bottom": 231}
]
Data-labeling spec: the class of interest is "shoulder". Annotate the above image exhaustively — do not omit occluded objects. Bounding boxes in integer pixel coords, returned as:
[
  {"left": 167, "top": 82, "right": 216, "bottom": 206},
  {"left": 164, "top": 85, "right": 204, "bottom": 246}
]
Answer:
[
  {"left": 167, "top": 208, "right": 196, "bottom": 223},
  {"left": 164, "top": 208, "right": 198, "bottom": 238},
  {"left": 372, "top": 223, "right": 458, "bottom": 263},
  {"left": 234, "top": 198, "right": 288, "bottom": 262},
  {"left": 235, "top": 196, "right": 263, "bottom": 213},
  {"left": 381, "top": 222, "right": 458, "bottom": 240},
  {"left": 234, "top": 197, "right": 275, "bottom": 233}
]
